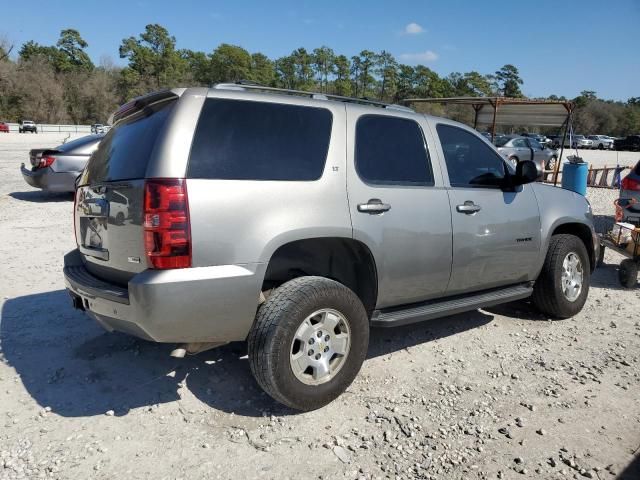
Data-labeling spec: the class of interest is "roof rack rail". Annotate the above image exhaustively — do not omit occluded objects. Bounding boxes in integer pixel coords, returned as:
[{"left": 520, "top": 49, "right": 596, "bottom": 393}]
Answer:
[{"left": 213, "top": 82, "right": 414, "bottom": 112}]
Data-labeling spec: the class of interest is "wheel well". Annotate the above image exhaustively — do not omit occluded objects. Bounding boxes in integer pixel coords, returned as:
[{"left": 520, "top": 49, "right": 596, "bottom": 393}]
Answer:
[
  {"left": 552, "top": 223, "right": 595, "bottom": 271},
  {"left": 262, "top": 238, "right": 378, "bottom": 315}
]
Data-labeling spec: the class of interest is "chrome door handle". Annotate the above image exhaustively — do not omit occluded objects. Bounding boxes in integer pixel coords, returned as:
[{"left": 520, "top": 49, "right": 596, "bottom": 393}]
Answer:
[
  {"left": 358, "top": 199, "right": 391, "bottom": 214},
  {"left": 456, "top": 201, "right": 481, "bottom": 214}
]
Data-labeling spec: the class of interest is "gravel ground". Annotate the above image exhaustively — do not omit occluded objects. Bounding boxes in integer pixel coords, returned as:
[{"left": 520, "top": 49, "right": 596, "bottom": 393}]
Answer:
[{"left": 0, "top": 133, "right": 639, "bottom": 480}]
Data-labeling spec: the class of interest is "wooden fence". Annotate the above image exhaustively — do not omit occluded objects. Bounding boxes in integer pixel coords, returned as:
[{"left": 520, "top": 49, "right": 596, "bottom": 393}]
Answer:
[{"left": 542, "top": 165, "right": 630, "bottom": 189}]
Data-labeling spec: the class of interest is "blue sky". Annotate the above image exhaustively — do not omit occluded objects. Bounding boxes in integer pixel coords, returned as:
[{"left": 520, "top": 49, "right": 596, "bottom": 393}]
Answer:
[{"left": 3, "top": 0, "right": 639, "bottom": 100}]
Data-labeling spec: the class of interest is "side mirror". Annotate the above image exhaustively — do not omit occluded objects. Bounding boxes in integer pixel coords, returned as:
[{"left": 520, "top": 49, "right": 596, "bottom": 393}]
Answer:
[{"left": 511, "top": 160, "right": 539, "bottom": 186}]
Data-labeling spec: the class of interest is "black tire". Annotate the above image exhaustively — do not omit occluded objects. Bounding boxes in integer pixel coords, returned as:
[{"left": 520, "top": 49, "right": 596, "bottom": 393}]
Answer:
[
  {"left": 598, "top": 144, "right": 604, "bottom": 150},
  {"left": 248, "top": 276, "right": 369, "bottom": 411},
  {"left": 547, "top": 156, "right": 557, "bottom": 171},
  {"left": 115, "top": 212, "right": 125, "bottom": 225},
  {"left": 618, "top": 259, "right": 638, "bottom": 288},
  {"left": 532, "top": 234, "right": 590, "bottom": 319}
]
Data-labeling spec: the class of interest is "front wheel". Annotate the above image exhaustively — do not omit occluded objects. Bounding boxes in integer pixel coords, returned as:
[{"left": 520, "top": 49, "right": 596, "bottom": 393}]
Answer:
[
  {"left": 546, "top": 156, "right": 557, "bottom": 171},
  {"left": 532, "top": 234, "right": 590, "bottom": 318},
  {"left": 248, "top": 276, "right": 369, "bottom": 411}
]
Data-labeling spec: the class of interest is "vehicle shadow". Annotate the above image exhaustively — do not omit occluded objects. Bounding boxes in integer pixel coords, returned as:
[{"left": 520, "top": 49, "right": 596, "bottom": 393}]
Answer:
[
  {"left": 1, "top": 290, "right": 493, "bottom": 419},
  {"left": 9, "top": 191, "right": 74, "bottom": 203}
]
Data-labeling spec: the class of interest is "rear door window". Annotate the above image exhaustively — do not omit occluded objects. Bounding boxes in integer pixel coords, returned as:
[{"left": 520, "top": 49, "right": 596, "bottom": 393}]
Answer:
[
  {"left": 188, "top": 99, "right": 333, "bottom": 181},
  {"left": 355, "top": 115, "right": 433, "bottom": 186},
  {"left": 81, "top": 99, "right": 175, "bottom": 184}
]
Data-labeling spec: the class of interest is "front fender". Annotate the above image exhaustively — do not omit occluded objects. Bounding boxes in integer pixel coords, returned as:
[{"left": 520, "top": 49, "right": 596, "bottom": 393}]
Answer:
[{"left": 531, "top": 183, "right": 597, "bottom": 273}]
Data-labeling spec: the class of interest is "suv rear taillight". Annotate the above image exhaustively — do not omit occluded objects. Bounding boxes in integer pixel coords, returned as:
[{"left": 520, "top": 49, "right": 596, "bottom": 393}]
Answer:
[
  {"left": 39, "top": 156, "right": 55, "bottom": 168},
  {"left": 143, "top": 179, "right": 191, "bottom": 269},
  {"left": 621, "top": 176, "right": 640, "bottom": 191}
]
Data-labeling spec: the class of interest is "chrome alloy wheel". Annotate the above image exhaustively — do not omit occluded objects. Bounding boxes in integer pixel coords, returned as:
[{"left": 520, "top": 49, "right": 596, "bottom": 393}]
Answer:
[
  {"left": 562, "top": 252, "right": 584, "bottom": 302},
  {"left": 289, "top": 309, "right": 351, "bottom": 386}
]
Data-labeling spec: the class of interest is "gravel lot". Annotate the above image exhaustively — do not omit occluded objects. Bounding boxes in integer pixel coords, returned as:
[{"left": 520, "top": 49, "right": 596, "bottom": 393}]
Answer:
[{"left": 0, "top": 133, "right": 639, "bottom": 480}]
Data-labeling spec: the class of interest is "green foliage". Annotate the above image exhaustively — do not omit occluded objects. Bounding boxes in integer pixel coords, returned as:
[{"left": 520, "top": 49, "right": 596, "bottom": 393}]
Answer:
[
  {"left": 495, "top": 64, "right": 523, "bottom": 97},
  {"left": 118, "top": 24, "right": 187, "bottom": 93},
  {"left": 209, "top": 44, "right": 252, "bottom": 83},
  {"left": 4, "top": 23, "right": 639, "bottom": 135}
]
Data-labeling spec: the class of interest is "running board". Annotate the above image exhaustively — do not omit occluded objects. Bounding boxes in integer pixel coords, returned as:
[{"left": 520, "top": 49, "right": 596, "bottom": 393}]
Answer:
[{"left": 371, "top": 283, "right": 533, "bottom": 328}]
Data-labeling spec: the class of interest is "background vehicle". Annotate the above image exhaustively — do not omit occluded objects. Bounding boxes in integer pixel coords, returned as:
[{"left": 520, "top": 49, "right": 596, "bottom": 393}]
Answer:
[
  {"left": 63, "top": 86, "right": 598, "bottom": 411},
  {"left": 614, "top": 135, "right": 640, "bottom": 151},
  {"left": 494, "top": 134, "right": 558, "bottom": 171},
  {"left": 0, "top": 122, "right": 9, "bottom": 133},
  {"left": 587, "top": 135, "right": 614, "bottom": 150},
  {"left": 91, "top": 124, "right": 106, "bottom": 134},
  {"left": 561, "top": 135, "right": 592, "bottom": 149},
  {"left": 20, "top": 134, "right": 103, "bottom": 193},
  {"left": 617, "top": 160, "right": 640, "bottom": 224},
  {"left": 19, "top": 120, "right": 37, "bottom": 133}
]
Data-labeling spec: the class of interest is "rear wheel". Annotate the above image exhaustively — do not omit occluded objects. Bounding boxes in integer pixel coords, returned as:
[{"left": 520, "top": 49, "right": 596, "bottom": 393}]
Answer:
[
  {"left": 508, "top": 156, "right": 519, "bottom": 169},
  {"left": 248, "top": 276, "right": 369, "bottom": 411},
  {"left": 618, "top": 259, "right": 638, "bottom": 288},
  {"left": 532, "top": 234, "right": 590, "bottom": 318}
]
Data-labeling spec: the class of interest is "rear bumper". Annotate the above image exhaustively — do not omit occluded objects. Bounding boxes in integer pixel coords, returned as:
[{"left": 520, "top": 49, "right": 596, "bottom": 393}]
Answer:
[
  {"left": 21, "top": 164, "right": 78, "bottom": 192},
  {"left": 63, "top": 249, "right": 264, "bottom": 343}
]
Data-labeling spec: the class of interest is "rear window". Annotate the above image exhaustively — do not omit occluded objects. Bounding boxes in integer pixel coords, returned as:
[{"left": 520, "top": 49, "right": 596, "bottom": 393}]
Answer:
[
  {"left": 188, "top": 99, "right": 332, "bottom": 181},
  {"left": 56, "top": 134, "right": 102, "bottom": 153},
  {"left": 81, "top": 100, "right": 175, "bottom": 184}
]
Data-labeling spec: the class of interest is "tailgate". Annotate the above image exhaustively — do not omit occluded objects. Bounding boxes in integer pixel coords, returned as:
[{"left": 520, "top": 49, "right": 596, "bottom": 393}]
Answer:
[
  {"left": 74, "top": 92, "right": 179, "bottom": 286},
  {"left": 76, "top": 181, "right": 146, "bottom": 285}
]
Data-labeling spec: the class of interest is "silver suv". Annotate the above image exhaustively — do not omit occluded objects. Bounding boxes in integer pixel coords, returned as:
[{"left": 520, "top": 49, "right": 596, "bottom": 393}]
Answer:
[{"left": 64, "top": 85, "right": 599, "bottom": 411}]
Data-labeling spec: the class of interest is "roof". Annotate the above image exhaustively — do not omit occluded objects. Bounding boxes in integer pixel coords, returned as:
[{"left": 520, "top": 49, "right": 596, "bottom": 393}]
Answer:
[
  {"left": 403, "top": 96, "right": 574, "bottom": 127},
  {"left": 212, "top": 83, "right": 415, "bottom": 113}
]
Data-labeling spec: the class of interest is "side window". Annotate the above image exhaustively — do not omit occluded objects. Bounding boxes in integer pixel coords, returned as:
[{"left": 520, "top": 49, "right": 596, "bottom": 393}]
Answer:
[
  {"left": 188, "top": 99, "right": 333, "bottom": 181},
  {"left": 512, "top": 138, "right": 527, "bottom": 148},
  {"left": 355, "top": 115, "right": 434, "bottom": 186},
  {"left": 436, "top": 124, "right": 507, "bottom": 188},
  {"left": 528, "top": 139, "right": 542, "bottom": 150}
]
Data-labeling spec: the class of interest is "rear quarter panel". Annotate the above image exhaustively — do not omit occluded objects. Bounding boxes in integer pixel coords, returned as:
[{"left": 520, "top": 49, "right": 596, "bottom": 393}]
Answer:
[{"left": 185, "top": 93, "right": 351, "bottom": 269}]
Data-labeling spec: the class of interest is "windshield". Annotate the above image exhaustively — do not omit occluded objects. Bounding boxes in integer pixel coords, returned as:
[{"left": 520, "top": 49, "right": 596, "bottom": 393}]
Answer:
[{"left": 494, "top": 137, "right": 511, "bottom": 147}]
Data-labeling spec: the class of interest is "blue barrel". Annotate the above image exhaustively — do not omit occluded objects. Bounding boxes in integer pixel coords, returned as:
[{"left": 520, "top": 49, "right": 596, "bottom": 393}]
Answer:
[{"left": 561, "top": 162, "right": 589, "bottom": 196}]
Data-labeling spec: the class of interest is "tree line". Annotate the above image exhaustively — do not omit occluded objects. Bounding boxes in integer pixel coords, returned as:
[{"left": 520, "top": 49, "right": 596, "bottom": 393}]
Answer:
[{"left": 0, "top": 25, "right": 638, "bottom": 136}]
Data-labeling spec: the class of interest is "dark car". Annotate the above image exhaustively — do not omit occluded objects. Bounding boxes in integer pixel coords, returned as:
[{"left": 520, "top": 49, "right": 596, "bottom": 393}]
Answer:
[
  {"left": 19, "top": 120, "right": 38, "bottom": 133},
  {"left": 0, "top": 122, "right": 9, "bottom": 133},
  {"left": 20, "top": 134, "right": 104, "bottom": 192},
  {"left": 614, "top": 135, "right": 640, "bottom": 151}
]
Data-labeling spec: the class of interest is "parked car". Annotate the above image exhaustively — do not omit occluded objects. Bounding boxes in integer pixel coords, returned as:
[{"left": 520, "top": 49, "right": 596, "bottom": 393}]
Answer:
[
  {"left": 20, "top": 134, "right": 103, "bottom": 193},
  {"left": 19, "top": 120, "right": 37, "bottom": 133},
  {"left": 587, "top": 135, "right": 614, "bottom": 150},
  {"left": 63, "top": 86, "right": 598, "bottom": 411},
  {"left": 614, "top": 135, "right": 640, "bottom": 151},
  {"left": 561, "top": 135, "right": 592, "bottom": 149},
  {"left": 546, "top": 135, "right": 563, "bottom": 149},
  {"left": 494, "top": 134, "right": 559, "bottom": 171},
  {"left": 91, "top": 123, "right": 106, "bottom": 134},
  {"left": 617, "top": 160, "right": 640, "bottom": 224},
  {"left": 0, "top": 122, "right": 9, "bottom": 133}
]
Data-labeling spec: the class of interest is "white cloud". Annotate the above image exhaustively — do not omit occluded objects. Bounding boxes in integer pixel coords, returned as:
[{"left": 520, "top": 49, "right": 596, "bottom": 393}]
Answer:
[
  {"left": 399, "top": 50, "right": 439, "bottom": 63},
  {"left": 403, "top": 22, "right": 425, "bottom": 35}
]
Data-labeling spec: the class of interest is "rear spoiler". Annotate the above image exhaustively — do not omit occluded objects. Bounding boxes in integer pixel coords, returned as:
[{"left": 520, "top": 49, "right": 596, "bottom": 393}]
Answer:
[{"left": 109, "top": 88, "right": 185, "bottom": 125}]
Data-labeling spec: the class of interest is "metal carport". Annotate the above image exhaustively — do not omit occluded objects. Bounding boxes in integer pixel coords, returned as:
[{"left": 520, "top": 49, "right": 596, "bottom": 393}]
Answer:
[{"left": 402, "top": 97, "right": 575, "bottom": 184}]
